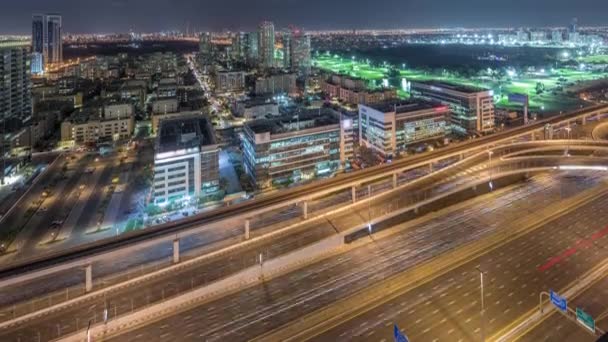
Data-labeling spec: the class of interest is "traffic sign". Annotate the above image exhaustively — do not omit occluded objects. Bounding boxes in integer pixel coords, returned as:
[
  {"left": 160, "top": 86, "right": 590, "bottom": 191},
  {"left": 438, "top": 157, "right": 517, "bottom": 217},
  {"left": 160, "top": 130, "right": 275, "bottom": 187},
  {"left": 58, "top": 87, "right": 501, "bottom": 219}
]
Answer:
[
  {"left": 576, "top": 308, "right": 596, "bottom": 333},
  {"left": 550, "top": 290, "right": 567, "bottom": 312},
  {"left": 394, "top": 324, "right": 409, "bottom": 342},
  {"left": 508, "top": 93, "right": 529, "bottom": 105}
]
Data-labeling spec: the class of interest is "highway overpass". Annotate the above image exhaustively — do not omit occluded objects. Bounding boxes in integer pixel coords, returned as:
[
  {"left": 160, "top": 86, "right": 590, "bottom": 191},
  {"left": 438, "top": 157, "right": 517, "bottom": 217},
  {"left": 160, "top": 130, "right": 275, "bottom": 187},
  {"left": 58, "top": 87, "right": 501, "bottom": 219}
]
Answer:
[{"left": 0, "top": 104, "right": 608, "bottom": 290}]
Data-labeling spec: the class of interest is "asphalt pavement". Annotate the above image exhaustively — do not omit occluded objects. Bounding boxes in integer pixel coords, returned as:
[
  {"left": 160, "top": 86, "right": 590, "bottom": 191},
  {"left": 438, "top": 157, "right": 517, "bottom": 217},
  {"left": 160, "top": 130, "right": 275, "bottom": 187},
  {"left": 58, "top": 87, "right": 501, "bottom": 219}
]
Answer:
[{"left": 103, "top": 172, "right": 608, "bottom": 342}]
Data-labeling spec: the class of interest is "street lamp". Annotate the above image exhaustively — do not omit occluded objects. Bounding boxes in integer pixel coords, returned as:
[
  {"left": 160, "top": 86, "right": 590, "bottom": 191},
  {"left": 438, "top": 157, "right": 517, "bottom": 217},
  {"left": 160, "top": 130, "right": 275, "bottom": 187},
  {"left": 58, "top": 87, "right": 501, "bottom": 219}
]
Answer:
[
  {"left": 367, "top": 185, "right": 372, "bottom": 235},
  {"left": 477, "top": 267, "right": 487, "bottom": 342},
  {"left": 487, "top": 150, "right": 494, "bottom": 191},
  {"left": 565, "top": 126, "right": 572, "bottom": 156}
]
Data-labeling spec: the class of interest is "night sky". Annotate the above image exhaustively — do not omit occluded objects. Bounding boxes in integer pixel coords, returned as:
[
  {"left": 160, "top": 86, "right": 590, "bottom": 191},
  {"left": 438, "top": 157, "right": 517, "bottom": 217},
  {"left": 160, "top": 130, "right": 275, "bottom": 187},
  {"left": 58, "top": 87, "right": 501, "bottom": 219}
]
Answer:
[{"left": 0, "top": 0, "right": 606, "bottom": 34}]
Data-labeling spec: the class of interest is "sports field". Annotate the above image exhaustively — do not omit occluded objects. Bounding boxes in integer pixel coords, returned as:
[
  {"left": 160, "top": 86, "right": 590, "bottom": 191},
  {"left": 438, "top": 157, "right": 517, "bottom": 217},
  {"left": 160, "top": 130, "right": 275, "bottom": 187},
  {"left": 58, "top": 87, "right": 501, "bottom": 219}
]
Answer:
[{"left": 313, "top": 53, "right": 608, "bottom": 113}]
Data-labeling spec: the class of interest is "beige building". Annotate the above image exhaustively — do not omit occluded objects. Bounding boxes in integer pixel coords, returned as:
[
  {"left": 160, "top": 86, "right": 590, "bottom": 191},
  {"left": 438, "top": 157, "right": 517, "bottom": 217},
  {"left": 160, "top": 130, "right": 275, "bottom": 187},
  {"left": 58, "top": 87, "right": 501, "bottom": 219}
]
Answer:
[{"left": 61, "top": 112, "right": 134, "bottom": 144}]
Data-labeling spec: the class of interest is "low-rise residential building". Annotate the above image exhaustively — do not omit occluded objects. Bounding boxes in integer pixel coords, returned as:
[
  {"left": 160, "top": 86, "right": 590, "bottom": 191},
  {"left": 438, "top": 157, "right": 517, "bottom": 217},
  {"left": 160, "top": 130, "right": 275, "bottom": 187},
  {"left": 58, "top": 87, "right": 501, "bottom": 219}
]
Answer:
[
  {"left": 60, "top": 109, "right": 134, "bottom": 144},
  {"left": 151, "top": 97, "right": 179, "bottom": 115},
  {"left": 359, "top": 99, "right": 450, "bottom": 159},
  {"left": 254, "top": 73, "right": 297, "bottom": 95},
  {"left": 232, "top": 97, "right": 279, "bottom": 120},
  {"left": 215, "top": 70, "right": 246, "bottom": 92},
  {"left": 241, "top": 108, "right": 352, "bottom": 189},
  {"left": 153, "top": 116, "right": 219, "bottom": 205},
  {"left": 322, "top": 74, "right": 397, "bottom": 105},
  {"left": 104, "top": 102, "right": 134, "bottom": 119},
  {"left": 410, "top": 80, "right": 495, "bottom": 136}
]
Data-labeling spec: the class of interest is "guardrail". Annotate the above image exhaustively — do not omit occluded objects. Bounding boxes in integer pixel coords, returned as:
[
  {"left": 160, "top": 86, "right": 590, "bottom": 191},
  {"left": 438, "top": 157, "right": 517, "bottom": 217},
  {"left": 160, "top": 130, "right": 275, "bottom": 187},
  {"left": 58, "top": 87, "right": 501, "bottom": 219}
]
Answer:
[{"left": 0, "top": 104, "right": 607, "bottom": 303}]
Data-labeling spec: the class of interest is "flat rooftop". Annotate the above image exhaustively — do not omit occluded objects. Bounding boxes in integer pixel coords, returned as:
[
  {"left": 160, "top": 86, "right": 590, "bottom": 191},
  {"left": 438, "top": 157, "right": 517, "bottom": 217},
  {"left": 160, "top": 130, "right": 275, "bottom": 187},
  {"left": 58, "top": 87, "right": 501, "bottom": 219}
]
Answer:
[
  {"left": 366, "top": 99, "right": 446, "bottom": 114},
  {"left": 156, "top": 116, "right": 216, "bottom": 153},
  {"left": 411, "top": 80, "right": 489, "bottom": 94},
  {"left": 247, "top": 109, "right": 339, "bottom": 135}
]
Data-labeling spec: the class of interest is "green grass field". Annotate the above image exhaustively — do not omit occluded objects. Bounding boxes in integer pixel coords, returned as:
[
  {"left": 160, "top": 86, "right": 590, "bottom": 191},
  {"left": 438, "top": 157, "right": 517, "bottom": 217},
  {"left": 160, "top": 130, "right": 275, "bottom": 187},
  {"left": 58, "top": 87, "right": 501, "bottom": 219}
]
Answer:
[
  {"left": 578, "top": 55, "right": 608, "bottom": 64},
  {"left": 314, "top": 54, "right": 608, "bottom": 113}
]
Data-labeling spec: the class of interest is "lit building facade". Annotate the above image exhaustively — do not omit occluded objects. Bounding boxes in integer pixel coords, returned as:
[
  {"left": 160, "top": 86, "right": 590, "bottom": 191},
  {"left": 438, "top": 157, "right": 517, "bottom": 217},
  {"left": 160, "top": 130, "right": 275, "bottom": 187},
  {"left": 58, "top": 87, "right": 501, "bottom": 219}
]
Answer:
[
  {"left": 153, "top": 116, "right": 219, "bottom": 205},
  {"left": 60, "top": 111, "right": 134, "bottom": 144},
  {"left": 359, "top": 100, "right": 450, "bottom": 159},
  {"left": 0, "top": 40, "right": 32, "bottom": 122},
  {"left": 290, "top": 32, "right": 311, "bottom": 76},
  {"left": 254, "top": 73, "right": 297, "bottom": 95},
  {"left": 258, "top": 21, "right": 275, "bottom": 70},
  {"left": 410, "top": 80, "right": 495, "bottom": 136},
  {"left": 214, "top": 70, "right": 246, "bottom": 92},
  {"left": 242, "top": 108, "right": 352, "bottom": 189},
  {"left": 32, "top": 13, "right": 62, "bottom": 73}
]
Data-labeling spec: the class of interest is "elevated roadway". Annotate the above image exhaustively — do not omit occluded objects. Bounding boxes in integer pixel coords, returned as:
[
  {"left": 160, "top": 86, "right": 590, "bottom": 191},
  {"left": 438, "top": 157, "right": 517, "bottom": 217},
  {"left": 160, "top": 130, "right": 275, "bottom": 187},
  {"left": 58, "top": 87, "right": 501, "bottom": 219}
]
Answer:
[
  {"left": 0, "top": 104, "right": 607, "bottom": 295},
  {"left": 4, "top": 141, "right": 608, "bottom": 340}
]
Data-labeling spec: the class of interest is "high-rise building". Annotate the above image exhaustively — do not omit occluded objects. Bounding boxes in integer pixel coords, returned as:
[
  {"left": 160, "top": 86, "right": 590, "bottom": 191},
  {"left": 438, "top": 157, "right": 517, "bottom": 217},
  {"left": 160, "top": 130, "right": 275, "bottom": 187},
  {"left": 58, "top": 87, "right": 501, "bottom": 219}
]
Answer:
[
  {"left": 0, "top": 40, "right": 32, "bottom": 122},
  {"left": 199, "top": 32, "right": 212, "bottom": 60},
  {"left": 282, "top": 31, "right": 291, "bottom": 69},
  {"left": 551, "top": 30, "right": 563, "bottom": 44},
  {"left": 410, "top": 80, "right": 495, "bottom": 136},
  {"left": 290, "top": 31, "right": 311, "bottom": 76},
  {"left": 245, "top": 32, "right": 259, "bottom": 66},
  {"left": 32, "top": 13, "right": 62, "bottom": 73},
  {"left": 258, "top": 21, "right": 275, "bottom": 70},
  {"left": 569, "top": 17, "right": 578, "bottom": 34},
  {"left": 231, "top": 32, "right": 246, "bottom": 61}
]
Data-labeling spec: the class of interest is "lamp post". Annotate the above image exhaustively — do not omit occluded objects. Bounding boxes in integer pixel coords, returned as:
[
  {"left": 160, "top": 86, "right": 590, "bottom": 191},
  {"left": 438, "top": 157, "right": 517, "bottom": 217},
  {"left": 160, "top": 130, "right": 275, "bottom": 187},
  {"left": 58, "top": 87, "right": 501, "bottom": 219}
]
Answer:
[
  {"left": 488, "top": 150, "right": 494, "bottom": 191},
  {"left": 367, "top": 185, "right": 372, "bottom": 235},
  {"left": 565, "top": 126, "right": 572, "bottom": 156},
  {"left": 477, "top": 267, "right": 486, "bottom": 342}
]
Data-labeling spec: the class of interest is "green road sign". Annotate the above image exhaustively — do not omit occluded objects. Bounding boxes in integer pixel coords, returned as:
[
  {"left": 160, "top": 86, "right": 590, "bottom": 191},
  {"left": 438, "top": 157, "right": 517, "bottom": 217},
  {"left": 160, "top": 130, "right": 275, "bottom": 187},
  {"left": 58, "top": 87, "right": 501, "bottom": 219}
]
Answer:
[{"left": 576, "top": 307, "right": 596, "bottom": 333}]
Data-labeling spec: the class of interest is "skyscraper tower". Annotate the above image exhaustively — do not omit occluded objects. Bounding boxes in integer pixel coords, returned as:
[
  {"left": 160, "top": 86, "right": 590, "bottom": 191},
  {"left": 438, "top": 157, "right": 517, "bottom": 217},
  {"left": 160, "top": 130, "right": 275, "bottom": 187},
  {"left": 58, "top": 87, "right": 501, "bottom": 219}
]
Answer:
[
  {"left": 31, "top": 13, "right": 62, "bottom": 73},
  {"left": 282, "top": 31, "right": 292, "bottom": 69},
  {"left": 569, "top": 17, "right": 578, "bottom": 34},
  {"left": 0, "top": 40, "right": 32, "bottom": 122},
  {"left": 290, "top": 28, "right": 311, "bottom": 76},
  {"left": 258, "top": 21, "right": 275, "bottom": 70},
  {"left": 245, "top": 32, "right": 259, "bottom": 66}
]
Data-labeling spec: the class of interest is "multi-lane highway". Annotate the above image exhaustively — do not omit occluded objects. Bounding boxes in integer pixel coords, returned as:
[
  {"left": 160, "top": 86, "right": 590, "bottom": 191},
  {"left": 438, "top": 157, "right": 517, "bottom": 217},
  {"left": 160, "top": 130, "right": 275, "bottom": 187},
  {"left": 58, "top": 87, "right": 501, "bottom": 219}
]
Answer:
[
  {"left": 0, "top": 140, "right": 523, "bottom": 339},
  {"left": 2, "top": 139, "right": 608, "bottom": 341},
  {"left": 519, "top": 272, "right": 608, "bottom": 342},
  {"left": 2, "top": 103, "right": 607, "bottom": 284},
  {"left": 102, "top": 171, "right": 608, "bottom": 341}
]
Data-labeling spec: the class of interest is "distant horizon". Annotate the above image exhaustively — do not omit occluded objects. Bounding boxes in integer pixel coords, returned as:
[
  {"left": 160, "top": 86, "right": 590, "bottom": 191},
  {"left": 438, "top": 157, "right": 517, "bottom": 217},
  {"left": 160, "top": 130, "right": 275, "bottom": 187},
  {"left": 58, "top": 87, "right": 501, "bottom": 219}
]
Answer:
[
  {"left": 2, "top": 24, "right": 608, "bottom": 37},
  {"left": 1, "top": 0, "right": 607, "bottom": 35}
]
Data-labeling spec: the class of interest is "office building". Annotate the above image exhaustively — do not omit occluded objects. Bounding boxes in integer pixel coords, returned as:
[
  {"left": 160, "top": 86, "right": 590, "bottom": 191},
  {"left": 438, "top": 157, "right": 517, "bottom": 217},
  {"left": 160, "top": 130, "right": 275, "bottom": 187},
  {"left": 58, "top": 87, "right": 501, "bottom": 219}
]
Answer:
[
  {"left": 214, "top": 70, "right": 246, "bottom": 92},
  {"left": 255, "top": 73, "right": 297, "bottom": 95},
  {"left": 359, "top": 100, "right": 450, "bottom": 159},
  {"left": 0, "top": 40, "right": 32, "bottom": 122},
  {"left": 242, "top": 108, "right": 352, "bottom": 189},
  {"left": 32, "top": 13, "right": 62, "bottom": 73},
  {"left": 258, "top": 21, "right": 275, "bottom": 69},
  {"left": 153, "top": 116, "right": 219, "bottom": 205},
  {"left": 411, "top": 80, "right": 495, "bottom": 136}
]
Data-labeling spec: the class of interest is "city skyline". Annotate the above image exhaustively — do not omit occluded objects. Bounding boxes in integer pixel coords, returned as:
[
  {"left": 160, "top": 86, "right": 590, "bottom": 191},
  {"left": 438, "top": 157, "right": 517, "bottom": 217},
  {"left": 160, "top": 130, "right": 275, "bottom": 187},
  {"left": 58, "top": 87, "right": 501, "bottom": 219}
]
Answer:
[{"left": 0, "top": 0, "right": 607, "bottom": 34}]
